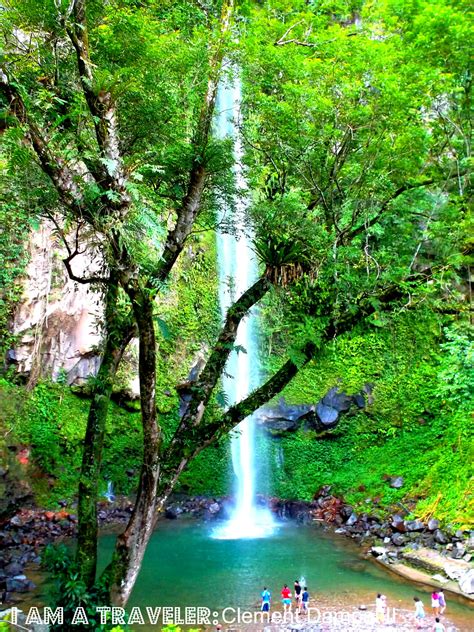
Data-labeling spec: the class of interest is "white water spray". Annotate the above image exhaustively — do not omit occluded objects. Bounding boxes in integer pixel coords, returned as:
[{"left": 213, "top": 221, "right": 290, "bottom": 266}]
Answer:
[{"left": 212, "top": 74, "right": 275, "bottom": 540}]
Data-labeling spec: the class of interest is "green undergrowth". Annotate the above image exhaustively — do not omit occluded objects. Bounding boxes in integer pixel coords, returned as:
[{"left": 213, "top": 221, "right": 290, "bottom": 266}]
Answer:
[
  {"left": 263, "top": 316, "right": 473, "bottom": 529},
  {"left": 0, "top": 376, "right": 229, "bottom": 507},
  {"left": 269, "top": 409, "right": 473, "bottom": 529}
]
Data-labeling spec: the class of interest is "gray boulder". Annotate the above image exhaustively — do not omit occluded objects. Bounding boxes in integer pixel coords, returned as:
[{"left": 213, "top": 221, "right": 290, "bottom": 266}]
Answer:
[
  {"left": 428, "top": 518, "right": 440, "bottom": 531},
  {"left": 6, "top": 575, "right": 36, "bottom": 592},
  {"left": 434, "top": 529, "right": 449, "bottom": 545},
  {"left": 405, "top": 519, "right": 425, "bottom": 532},
  {"left": 391, "top": 533, "right": 406, "bottom": 546},
  {"left": 316, "top": 403, "right": 339, "bottom": 426}
]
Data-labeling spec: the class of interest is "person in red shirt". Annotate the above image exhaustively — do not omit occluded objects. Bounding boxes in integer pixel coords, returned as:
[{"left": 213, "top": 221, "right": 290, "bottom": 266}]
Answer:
[{"left": 281, "top": 584, "right": 292, "bottom": 612}]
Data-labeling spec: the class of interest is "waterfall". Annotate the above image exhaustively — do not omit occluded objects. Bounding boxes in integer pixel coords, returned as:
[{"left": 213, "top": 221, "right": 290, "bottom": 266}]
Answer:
[
  {"left": 212, "top": 73, "right": 275, "bottom": 540},
  {"left": 104, "top": 480, "right": 115, "bottom": 503}
]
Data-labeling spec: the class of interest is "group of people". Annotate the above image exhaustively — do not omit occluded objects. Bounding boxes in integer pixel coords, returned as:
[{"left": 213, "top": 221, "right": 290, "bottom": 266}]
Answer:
[
  {"left": 260, "top": 580, "right": 309, "bottom": 613},
  {"left": 376, "top": 589, "right": 447, "bottom": 630},
  {"left": 260, "top": 583, "right": 449, "bottom": 629},
  {"left": 414, "top": 590, "right": 447, "bottom": 631}
]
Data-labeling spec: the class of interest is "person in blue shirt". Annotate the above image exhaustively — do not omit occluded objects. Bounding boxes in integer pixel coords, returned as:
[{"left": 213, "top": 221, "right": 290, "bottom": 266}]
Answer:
[
  {"left": 261, "top": 587, "right": 271, "bottom": 612},
  {"left": 301, "top": 587, "right": 309, "bottom": 612}
]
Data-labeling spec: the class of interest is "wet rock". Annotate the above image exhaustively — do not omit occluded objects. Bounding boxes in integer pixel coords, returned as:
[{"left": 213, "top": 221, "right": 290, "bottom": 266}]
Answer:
[
  {"left": 208, "top": 502, "right": 220, "bottom": 515},
  {"left": 256, "top": 398, "right": 313, "bottom": 434},
  {"left": 321, "top": 387, "right": 352, "bottom": 412},
  {"left": 316, "top": 402, "right": 339, "bottom": 426},
  {"left": 451, "top": 543, "right": 466, "bottom": 559},
  {"left": 428, "top": 518, "right": 440, "bottom": 531},
  {"left": 391, "top": 533, "right": 406, "bottom": 546},
  {"left": 6, "top": 576, "right": 36, "bottom": 592},
  {"left": 340, "top": 505, "right": 354, "bottom": 520},
  {"left": 422, "top": 535, "right": 435, "bottom": 548},
  {"left": 346, "top": 513, "right": 358, "bottom": 527},
  {"left": 389, "top": 476, "right": 404, "bottom": 489},
  {"left": 165, "top": 507, "right": 179, "bottom": 520},
  {"left": 4, "top": 562, "right": 23, "bottom": 576},
  {"left": 353, "top": 393, "right": 365, "bottom": 408},
  {"left": 434, "top": 529, "right": 449, "bottom": 545},
  {"left": 9, "top": 516, "right": 22, "bottom": 527},
  {"left": 391, "top": 514, "right": 406, "bottom": 532}
]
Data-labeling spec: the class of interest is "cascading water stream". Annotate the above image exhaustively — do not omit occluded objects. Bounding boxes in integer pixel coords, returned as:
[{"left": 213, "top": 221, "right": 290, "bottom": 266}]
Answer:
[{"left": 212, "top": 74, "right": 275, "bottom": 540}]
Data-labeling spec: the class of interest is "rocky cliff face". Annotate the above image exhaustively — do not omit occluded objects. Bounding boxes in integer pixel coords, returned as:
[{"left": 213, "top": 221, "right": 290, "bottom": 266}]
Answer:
[{"left": 8, "top": 223, "right": 102, "bottom": 385}]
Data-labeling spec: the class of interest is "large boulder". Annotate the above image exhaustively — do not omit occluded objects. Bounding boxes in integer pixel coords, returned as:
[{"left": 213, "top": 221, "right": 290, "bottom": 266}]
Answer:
[
  {"left": 257, "top": 384, "right": 373, "bottom": 435},
  {"left": 458, "top": 569, "right": 474, "bottom": 594},
  {"left": 255, "top": 398, "right": 313, "bottom": 435},
  {"left": 434, "top": 529, "right": 449, "bottom": 545},
  {"left": 315, "top": 402, "right": 339, "bottom": 426}
]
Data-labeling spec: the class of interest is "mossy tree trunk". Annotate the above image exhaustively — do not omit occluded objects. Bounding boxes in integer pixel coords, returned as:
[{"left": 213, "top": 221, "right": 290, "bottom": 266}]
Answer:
[
  {"left": 76, "top": 280, "right": 135, "bottom": 587},
  {"left": 104, "top": 289, "right": 161, "bottom": 605}
]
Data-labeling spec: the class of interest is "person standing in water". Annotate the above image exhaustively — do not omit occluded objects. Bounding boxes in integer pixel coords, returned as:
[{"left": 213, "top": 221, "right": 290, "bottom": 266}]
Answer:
[
  {"left": 302, "top": 587, "right": 309, "bottom": 612},
  {"left": 294, "top": 580, "right": 302, "bottom": 609},
  {"left": 438, "top": 589, "right": 446, "bottom": 614},
  {"left": 413, "top": 597, "right": 425, "bottom": 629},
  {"left": 281, "top": 584, "right": 292, "bottom": 613},
  {"left": 431, "top": 591, "right": 440, "bottom": 617},
  {"left": 261, "top": 587, "right": 271, "bottom": 612}
]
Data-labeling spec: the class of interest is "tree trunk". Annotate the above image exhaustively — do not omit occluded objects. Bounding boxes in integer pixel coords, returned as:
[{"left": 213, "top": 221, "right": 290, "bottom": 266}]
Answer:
[
  {"left": 104, "top": 291, "right": 162, "bottom": 606},
  {"left": 75, "top": 282, "right": 134, "bottom": 587}
]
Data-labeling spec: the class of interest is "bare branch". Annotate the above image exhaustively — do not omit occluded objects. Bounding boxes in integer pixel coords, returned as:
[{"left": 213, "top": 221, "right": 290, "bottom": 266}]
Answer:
[{"left": 63, "top": 250, "right": 110, "bottom": 285}]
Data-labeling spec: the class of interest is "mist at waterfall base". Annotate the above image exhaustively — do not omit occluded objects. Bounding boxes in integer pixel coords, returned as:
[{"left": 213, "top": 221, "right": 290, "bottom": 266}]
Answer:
[{"left": 211, "top": 76, "right": 275, "bottom": 540}]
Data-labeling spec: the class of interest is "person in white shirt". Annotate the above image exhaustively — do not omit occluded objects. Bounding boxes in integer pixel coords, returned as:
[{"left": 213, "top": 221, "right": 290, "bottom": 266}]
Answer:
[
  {"left": 438, "top": 589, "right": 446, "bottom": 614},
  {"left": 432, "top": 616, "right": 446, "bottom": 632},
  {"left": 375, "top": 594, "right": 385, "bottom": 624}
]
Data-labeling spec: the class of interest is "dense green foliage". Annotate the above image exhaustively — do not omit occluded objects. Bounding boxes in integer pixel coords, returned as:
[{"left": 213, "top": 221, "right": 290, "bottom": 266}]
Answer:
[{"left": 264, "top": 319, "right": 473, "bottom": 528}]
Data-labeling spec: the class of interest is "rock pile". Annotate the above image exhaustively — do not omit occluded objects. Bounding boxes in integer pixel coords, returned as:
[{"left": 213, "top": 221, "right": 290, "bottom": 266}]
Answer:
[{"left": 0, "top": 509, "right": 76, "bottom": 602}]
